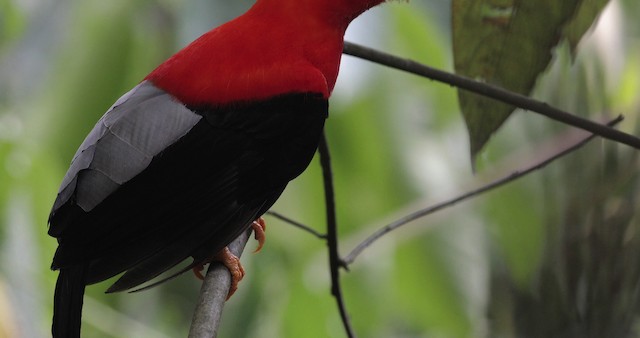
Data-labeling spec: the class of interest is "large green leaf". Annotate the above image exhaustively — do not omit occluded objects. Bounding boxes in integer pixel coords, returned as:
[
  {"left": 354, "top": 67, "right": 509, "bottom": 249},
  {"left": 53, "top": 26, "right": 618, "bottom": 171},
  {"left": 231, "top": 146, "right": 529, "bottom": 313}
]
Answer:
[{"left": 452, "top": 0, "right": 610, "bottom": 161}]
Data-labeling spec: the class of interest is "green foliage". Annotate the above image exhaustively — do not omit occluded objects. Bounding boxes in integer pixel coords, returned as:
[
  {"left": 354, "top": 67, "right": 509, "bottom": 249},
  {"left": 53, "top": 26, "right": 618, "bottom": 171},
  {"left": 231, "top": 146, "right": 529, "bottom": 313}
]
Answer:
[
  {"left": 563, "top": 0, "right": 610, "bottom": 55},
  {"left": 0, "top": 0, "right": 26, "bottom": 47},
  {"left": 452, "top": 0, "right": 610, "bottom": 160}
]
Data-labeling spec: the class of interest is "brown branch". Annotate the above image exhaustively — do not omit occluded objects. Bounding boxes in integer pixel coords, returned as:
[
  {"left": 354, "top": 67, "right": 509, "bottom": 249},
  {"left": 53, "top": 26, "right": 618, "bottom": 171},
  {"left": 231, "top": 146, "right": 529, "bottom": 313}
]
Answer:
[
  {"left": 318, "top": 132, "right": 356, "bottom": 338},
  {"left": 266, "top": 211, "right": 327, "bottom": 239},
  {"left": 342, "top": 116, "right": 624, "bottom": 266},
  {"left": 188, "top": 229, "right": 252, "bottom": 338},
  {"left": 343, "top": 41, "right": 640, "bottom": 150}
]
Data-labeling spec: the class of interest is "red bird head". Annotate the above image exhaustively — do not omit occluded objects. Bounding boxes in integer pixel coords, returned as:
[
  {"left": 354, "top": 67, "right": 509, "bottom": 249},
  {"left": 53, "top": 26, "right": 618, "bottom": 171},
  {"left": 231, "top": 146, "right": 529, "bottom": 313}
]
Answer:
[{"left": 147, "top": 0, "right": 388, "bottom": 107}]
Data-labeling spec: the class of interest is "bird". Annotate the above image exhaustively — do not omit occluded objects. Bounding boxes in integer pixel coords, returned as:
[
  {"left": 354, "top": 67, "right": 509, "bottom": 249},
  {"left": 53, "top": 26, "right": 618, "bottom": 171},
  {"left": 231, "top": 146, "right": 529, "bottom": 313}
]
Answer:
[{"left": 48, "top": 0, "right": 387, "bottom": 337}]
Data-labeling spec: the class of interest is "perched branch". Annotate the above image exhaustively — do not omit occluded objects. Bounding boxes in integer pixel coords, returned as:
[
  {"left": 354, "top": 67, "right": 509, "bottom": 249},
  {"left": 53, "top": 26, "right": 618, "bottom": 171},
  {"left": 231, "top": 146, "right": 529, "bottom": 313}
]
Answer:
[
  {"left": 343, "top": 116, "right": 624, "bottom": 266},
  {"left": 318, "top": 133, "right": 356, "bottom": 338},
  {"left": 188, "top": 229, "right": 252, "bottom": 338},
  {"left": 343, "top": 41, "right": 640, "bottom": 150},
  {"left": 266, "top": 211, "right": 327, "bottom": 239}
]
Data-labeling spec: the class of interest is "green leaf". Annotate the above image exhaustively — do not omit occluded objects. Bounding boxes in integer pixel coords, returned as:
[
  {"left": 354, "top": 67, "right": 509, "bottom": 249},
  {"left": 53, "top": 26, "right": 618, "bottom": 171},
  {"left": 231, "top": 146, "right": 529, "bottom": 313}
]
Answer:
[
  {"left": 563, "top": 0, "right": 610, "bottom": 56},
  {"left": 452, "top": 0, "right": 610, "bottom": 161}
]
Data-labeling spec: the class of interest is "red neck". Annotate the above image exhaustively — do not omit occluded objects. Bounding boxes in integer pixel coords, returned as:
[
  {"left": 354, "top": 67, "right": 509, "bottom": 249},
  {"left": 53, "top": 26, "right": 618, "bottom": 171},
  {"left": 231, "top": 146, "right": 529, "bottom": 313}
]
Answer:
[{"left": 146, "top": 0, "right": 385, "bottom": 106}]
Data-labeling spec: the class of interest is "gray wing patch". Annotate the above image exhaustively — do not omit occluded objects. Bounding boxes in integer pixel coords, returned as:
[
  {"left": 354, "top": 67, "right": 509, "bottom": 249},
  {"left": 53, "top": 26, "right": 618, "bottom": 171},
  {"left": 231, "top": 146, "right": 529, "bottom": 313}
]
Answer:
[{"left": 51, "top": 81, "right": 202, "bottom": 215}]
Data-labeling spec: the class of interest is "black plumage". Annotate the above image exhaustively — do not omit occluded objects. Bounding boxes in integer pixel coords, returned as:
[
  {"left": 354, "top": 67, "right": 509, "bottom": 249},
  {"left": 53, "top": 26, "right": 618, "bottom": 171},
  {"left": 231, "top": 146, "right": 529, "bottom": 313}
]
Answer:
[{"left": 49, "top": 86, "right": 327, "bottom": 336}]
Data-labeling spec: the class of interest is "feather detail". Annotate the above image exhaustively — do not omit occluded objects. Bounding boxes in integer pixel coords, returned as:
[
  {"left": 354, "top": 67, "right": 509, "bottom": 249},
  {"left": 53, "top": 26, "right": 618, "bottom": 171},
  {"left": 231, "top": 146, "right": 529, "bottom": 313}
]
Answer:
[{"left": 49, "top": 81, "right": 201, "bottom": 221}]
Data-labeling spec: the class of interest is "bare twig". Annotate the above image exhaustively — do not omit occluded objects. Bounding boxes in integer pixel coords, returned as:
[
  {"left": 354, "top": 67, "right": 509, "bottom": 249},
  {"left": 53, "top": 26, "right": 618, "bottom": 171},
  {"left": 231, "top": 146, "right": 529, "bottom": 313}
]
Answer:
[
  {"left": 342, "top": 116, "right": 624, "bottom": 266},
  {"left": 188, "top": 229, "right": 252, "bottom": 338},
  {"left": 266, "top": 211, "right": 327, "bottom": 239},
  {"left": 343, "top": 41, "right": 640, "bottom": 150},
  {"left": 318, "top": 132, "right": 356, "bottom": 338}
]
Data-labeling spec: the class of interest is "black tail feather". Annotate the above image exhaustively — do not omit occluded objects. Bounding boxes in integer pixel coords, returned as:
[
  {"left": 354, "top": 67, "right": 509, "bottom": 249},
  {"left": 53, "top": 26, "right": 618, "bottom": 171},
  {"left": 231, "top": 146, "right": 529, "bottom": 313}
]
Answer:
[{"left": 53, "top": 266, "right": 87, "bottom": 338}]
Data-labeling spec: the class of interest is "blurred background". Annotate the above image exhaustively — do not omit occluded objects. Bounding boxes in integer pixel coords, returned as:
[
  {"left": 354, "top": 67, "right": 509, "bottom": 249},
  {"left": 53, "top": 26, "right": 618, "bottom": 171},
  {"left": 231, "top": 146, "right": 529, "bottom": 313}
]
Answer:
[{"left": 1, "top": 0, "right": 640, "bottom": 337}]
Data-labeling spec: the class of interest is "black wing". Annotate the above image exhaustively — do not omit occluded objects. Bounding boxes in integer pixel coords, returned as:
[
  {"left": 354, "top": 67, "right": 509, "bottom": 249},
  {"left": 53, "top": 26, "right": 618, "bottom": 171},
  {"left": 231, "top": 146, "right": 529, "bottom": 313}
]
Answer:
[
  {"left": 49, "top": 81, "right": 203, "bottom": 219},
  {"left": 49, "top": 84, "right": 327, "bottom": 291}
]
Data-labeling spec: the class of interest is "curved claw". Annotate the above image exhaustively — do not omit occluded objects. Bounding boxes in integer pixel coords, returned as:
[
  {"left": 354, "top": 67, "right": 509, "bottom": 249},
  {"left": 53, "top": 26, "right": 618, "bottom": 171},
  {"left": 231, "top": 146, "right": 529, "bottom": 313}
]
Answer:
[{"left": 252, "top": 217, "right": 267, "bottom": 253}]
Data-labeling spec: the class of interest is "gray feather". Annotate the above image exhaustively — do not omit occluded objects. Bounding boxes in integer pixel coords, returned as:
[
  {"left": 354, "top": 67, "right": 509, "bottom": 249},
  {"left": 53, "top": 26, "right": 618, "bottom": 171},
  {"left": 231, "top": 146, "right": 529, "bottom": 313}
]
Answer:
[{"left": 51, "top": 81, "right": 202, "bottom": 215}]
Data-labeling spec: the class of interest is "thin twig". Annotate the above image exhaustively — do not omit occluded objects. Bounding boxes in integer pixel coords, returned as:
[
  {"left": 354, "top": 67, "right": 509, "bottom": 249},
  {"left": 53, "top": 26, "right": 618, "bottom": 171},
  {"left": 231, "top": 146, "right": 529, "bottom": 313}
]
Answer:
[
  {"left": 342, "top": 116, "right": 624, "bottom": 266},
  {"left": 318, "top": 132, "right": 356, "bottom": 338},
  {"left": 188, "top": 228, "right": 252, "bottom": 338},
  {"left": 343, "top": 41, "right": 640, "bottom": 150},
  {"left": 266, "top": 211, "right": 327, "bottom": 239}
]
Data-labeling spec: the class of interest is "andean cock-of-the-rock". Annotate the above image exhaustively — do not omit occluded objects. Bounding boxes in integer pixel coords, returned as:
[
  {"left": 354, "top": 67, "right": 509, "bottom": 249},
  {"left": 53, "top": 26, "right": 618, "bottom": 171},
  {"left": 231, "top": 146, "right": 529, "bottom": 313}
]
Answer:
[{"left": 48, "top": 0, "right": 388, "bottom": 337}]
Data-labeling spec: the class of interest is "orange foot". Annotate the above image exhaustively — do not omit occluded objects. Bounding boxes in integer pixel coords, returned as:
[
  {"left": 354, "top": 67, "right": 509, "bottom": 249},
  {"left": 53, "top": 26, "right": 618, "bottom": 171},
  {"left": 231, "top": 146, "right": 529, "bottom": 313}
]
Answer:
[{"left": 192, "top": 217, "right": 267, "bottom": 299}]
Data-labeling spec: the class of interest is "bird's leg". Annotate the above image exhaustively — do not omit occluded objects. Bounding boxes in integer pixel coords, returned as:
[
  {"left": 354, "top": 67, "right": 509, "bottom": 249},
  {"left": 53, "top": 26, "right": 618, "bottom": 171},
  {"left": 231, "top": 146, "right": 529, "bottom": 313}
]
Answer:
[{"left": 192, "top": 217, "right": 267, "bottom": 299}]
